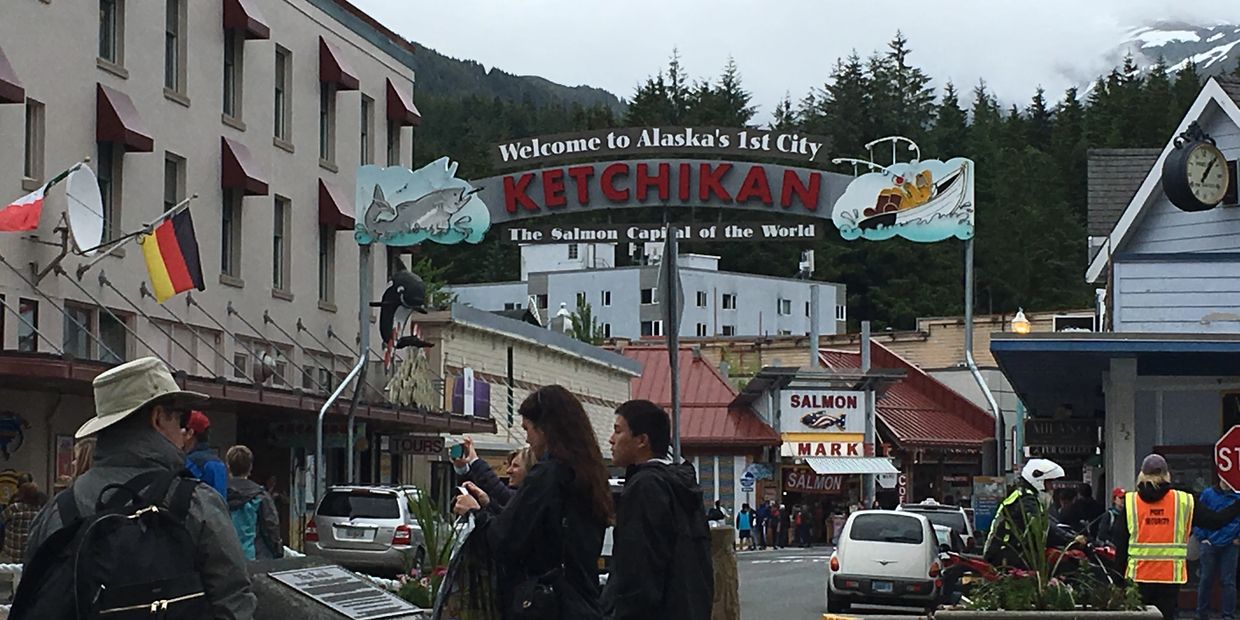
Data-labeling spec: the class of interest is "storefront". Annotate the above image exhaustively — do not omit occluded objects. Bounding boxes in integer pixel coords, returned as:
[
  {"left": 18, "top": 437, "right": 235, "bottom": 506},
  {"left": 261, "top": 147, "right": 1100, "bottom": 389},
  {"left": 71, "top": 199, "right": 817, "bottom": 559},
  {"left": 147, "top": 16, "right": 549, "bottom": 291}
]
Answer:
[{"left": 993, "top": 75, "right": 1240, "bottom": 611}]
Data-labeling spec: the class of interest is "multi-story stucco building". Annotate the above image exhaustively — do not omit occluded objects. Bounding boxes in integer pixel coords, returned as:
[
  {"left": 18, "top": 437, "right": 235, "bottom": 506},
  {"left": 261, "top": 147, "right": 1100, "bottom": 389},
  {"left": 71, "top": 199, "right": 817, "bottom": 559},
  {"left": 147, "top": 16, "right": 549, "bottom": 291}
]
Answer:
[
  {"left": 448, "top": 243, "right": 848, "bottom": 339},
  {"left": 0, "top": 0, "right": 494, "bottom": 520}
]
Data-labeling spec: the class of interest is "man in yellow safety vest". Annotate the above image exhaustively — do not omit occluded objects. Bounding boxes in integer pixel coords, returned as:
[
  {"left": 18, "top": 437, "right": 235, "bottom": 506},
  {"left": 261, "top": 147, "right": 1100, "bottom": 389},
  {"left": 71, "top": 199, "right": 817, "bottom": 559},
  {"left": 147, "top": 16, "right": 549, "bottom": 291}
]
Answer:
[{"left": 1112, "top": 454, "right": 1194, "bottom": 620}]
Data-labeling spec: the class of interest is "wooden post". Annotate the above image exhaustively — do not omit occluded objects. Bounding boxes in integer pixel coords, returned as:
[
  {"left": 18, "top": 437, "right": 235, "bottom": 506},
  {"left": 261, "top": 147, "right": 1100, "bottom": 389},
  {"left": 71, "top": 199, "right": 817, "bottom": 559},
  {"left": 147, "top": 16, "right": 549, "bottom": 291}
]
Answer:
[{"left": 711, "top": 526, "right": 740, "bottom": 620}]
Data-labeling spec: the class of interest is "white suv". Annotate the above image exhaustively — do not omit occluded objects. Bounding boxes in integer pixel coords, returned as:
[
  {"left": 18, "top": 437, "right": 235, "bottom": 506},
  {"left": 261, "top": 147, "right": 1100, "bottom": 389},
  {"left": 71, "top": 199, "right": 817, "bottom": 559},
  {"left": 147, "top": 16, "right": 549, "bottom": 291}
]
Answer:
[
  {"left": 305, "top": 486, "right": 425, "bottom": 575},
  {"left": 897, "top": 499, "right": 977, "bottom": 552}
]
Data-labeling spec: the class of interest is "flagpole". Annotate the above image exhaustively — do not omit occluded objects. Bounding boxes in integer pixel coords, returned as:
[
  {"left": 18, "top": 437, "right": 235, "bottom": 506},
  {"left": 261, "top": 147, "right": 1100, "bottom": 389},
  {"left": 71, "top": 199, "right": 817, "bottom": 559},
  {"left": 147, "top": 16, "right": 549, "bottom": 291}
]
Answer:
[{"left": 75, "top": 194, "right": 197, "bottom": 279}]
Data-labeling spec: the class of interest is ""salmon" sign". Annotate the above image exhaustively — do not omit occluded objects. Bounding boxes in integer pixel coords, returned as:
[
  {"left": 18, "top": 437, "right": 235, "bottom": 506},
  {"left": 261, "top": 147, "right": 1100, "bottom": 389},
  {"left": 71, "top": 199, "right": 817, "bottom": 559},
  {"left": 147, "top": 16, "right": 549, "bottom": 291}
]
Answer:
[{"left": 780, "top": 389, "right": 866, "bottom": 435}]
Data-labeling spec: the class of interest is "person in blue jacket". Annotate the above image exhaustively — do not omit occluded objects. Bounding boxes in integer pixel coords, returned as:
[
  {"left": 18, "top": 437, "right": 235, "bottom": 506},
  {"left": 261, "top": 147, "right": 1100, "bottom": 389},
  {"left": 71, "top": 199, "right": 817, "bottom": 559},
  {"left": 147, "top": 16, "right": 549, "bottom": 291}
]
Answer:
[
  {"left": 182, "top": 410, "right": 228, "bottom": 498},
  {"left": 1194, "top": 480, "right": 1240, "bottom": 620}
]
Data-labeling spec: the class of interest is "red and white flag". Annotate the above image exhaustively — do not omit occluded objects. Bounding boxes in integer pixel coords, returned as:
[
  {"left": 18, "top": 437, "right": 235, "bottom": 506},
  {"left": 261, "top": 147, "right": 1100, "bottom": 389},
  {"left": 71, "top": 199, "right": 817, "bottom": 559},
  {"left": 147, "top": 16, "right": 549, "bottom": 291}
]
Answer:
[{"left": 0, "top": 186, "right": 46, "bottom": 232}]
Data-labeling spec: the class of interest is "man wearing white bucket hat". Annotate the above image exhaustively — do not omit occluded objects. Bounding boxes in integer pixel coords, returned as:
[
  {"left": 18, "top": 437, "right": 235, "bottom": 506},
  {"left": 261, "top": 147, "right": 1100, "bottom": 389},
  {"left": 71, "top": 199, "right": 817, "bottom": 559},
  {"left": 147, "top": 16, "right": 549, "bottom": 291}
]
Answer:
[{"left": 19, "top": 357, "right": 255, "bottom": 618}]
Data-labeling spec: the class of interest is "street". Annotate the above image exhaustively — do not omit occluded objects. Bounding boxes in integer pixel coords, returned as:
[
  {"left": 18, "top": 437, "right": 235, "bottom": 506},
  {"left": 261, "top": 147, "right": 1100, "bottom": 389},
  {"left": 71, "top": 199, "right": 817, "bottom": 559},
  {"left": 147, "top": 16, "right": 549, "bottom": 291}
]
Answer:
[{"left": 738, "top": 546, "right": 927, "bottom": 619}]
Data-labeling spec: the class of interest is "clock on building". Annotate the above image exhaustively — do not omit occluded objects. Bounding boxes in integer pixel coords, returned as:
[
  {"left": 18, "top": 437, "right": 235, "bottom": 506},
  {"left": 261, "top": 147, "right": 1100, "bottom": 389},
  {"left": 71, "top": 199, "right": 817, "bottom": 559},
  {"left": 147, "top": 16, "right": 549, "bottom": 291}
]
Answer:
[{"left": 1163, "top": 121, "right": 1233, "bottom": 213}]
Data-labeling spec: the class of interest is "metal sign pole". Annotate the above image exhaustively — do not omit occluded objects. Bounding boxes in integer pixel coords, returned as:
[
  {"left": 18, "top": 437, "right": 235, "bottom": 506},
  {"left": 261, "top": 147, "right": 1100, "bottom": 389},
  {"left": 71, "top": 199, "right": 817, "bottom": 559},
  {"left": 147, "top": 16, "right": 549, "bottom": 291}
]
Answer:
[
  {"left": 663, "top": 221, "right": 682, "bottom": 462},
  {"left": 963, "top": 237, "right": 1005, "bottom": 475},
  {"left": 346, "top": 243, "right": 373, "bottom": 484},
  {"left": 861, "top": 321, "right": 875, "bottom": 507}
]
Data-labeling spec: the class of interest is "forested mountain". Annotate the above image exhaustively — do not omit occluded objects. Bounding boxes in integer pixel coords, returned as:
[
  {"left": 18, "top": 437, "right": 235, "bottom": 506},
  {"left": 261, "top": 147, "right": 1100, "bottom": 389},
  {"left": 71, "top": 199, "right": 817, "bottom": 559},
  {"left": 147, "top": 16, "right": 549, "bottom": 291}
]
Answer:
[
  {"left": 411, "top": 43, "right": 625, "bottom": 113},
  {"left": 409, "top": 35, "right": 1228, "bottom": 330}
]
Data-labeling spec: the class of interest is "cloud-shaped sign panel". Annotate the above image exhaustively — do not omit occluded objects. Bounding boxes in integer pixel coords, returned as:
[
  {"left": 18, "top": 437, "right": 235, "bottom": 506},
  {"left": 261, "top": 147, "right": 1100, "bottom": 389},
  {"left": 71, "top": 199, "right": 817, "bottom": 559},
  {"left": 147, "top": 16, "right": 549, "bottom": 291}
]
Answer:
[
  {"left": 831, "top": 157, "right": 975, "bottom": 243},
  {"left": 354, "top": 157, "right": 491, "bottom": 246}
]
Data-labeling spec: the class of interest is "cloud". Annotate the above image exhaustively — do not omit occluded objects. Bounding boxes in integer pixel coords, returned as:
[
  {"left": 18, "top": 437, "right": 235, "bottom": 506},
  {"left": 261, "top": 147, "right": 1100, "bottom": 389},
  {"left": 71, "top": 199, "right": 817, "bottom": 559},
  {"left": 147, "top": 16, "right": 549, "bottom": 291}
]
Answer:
[{"left": 354, "top": 0, "right": 1240, "bottom": 117}]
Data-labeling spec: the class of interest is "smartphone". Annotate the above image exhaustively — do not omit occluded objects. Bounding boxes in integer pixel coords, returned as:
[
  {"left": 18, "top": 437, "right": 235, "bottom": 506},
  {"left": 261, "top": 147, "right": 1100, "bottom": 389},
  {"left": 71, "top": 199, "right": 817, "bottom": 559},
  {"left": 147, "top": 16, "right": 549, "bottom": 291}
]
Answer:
[{"left": 448, "top": 442, "right": 466, "bottom": 460}]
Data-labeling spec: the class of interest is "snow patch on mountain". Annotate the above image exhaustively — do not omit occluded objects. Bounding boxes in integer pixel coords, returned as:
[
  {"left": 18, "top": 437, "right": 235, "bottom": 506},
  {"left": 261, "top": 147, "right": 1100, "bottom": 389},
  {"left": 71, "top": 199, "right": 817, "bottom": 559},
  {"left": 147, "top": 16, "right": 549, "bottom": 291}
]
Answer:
[{"left": 1112, "top": 21, "right": 1240, "bottom": 76}]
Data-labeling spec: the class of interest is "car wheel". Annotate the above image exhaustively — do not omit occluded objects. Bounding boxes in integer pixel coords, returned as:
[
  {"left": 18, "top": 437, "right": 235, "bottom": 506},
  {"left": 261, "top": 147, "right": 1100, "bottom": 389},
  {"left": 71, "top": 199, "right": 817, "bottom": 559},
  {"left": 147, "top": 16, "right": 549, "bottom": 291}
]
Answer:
[{"left": 825, "top": 591, "right": 849, "bottom": 614}]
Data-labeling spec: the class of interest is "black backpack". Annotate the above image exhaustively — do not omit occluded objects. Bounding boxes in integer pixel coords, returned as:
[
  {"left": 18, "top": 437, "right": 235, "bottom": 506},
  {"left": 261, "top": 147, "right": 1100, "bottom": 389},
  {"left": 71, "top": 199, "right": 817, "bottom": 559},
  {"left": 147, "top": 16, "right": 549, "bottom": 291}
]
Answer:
[{"left": 10, "top": 470, "right": 210, "bottom": 619}]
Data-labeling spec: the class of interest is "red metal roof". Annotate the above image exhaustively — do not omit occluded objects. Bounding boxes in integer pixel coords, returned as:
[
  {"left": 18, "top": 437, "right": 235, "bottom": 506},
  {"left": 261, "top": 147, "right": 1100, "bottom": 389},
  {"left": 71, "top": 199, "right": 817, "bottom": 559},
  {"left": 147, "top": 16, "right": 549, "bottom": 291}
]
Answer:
[
  {"left": 624, "top": 346, "right": 780, "bottom": 449},
  {"left": 821, "top": 342, "right": 994, "bottom": 450}
]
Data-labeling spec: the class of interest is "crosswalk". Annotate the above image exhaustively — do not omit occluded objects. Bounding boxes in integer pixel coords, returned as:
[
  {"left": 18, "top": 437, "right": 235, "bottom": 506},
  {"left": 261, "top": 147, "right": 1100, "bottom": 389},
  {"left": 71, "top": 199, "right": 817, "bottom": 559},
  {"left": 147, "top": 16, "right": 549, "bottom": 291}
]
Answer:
[{"left": 745, "top": 554, "right": 831, "bottom": 565}]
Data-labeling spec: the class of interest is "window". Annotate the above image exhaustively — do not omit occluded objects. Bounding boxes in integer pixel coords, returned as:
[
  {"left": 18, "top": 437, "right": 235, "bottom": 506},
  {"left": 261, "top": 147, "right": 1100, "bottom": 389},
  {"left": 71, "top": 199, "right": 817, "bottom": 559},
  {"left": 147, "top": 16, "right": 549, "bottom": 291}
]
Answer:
[
  {"left": 223, "top": 30, "right": 243, "bottom": 119},
  {"left": 96, "top": 142, "right": 121, "bottom": 242},
  {"left": 503, "top": 302, "right": 519, "bottom": 311},
  {"left": 778, "top": 329, "right": 792, "bottom": 336},
  {"left": 640, "top": 288, "right": 656, "bottom": 304},
  {"left": 23, "top": 99, "right": 44, "bottom": 182},
  {"left": 848, "top": 513, "right": 924, "bottom": 545},
  {"left": 302, "top": 364, "right": 317, "bottom": 390},
  {"left": 600, "top": 290, "right": 611, "bottom": 307},
  {"left": 318, "top": 224, "right": 335, "bottom": 303},
  {"left": 273, "top": 196, "right": 290, "bottom": 292},
  {"left": 778, "top": 299, "right": 792, "bottom": 316},
  {"left": 602, "top": 323, "right": 612, "bottom": 338},
  {"left": 63, "top": 305, "right": 129, "bottom": 362},
  {"left": 575, "top": 291, "right": 586, "bottom": 307},
  {"left": 164, "top": 0, "right": 185, "bottom": 93},
  {"left": 721, "top": 325, "right": 736, "bottom": 336},
  {"left": 99, "top": 312, "right": 127, "bottom": 363},
  {"left": 696, "top": 323, "right": 707, "bottom": 337},
  {"left": 273, "top": 360, "right": 288, "bottom": 386},
  {"left": 722, "top": 293, "right": 737, "bottom": 310},
  {"left": 806, "top": 301, "right": 811, "bottom": 317},
  {"left": 319, "top": 85, "right": 336, "bottom": 162},
  {"left": 233, "top": 353, "right": 248, "bottom": 379},
  {"left": 163, "top": 153, "right": 184, "bottom": 211},
  {"left": 386, "top": 120, "right": 400, "bottom": 166},
  {"left": 568, "top": 244, "right": 579, "bottom": 260},
  {"left": 536, "top": 294, "right": 548, "bottom": 308},
  {"left": 18, "top": 299, "right": 37, "bottom": 352},
  {"left": 221, "top": 189, "right": 242, "bottom": 277},
  {"left": 99, "top": 0, "right": 123, "bottom": 64},
  {"left": 836, "top": 305, "right": 847, "bottom": 321},
  {"left": 696, "top": 291, "right": 707, "bottom": 308},
  {"left": 64, "top": 305, "right": 93, "bottom": 359},
  {"left": 274, "top": 47, "right": 291, "bottom": 140},
  {"left": 360, "top": 96, "right": 374, "bottom": 165}
]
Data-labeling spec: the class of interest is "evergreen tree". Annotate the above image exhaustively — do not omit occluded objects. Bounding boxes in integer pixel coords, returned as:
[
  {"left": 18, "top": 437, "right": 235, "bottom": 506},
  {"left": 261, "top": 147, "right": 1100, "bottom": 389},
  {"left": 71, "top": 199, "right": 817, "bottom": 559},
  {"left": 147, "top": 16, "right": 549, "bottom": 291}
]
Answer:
[
  {"left": 1026, "top": 87, "right": 1053, "bottom": 151},
  {"left": 771, "top": 91, "right": 798, "bottom": 130},
  {"left": 1140, "top": 58, "right": 1175, "bottom": 144},
  {"left": 569, "top": 299, "right": 606, "bottom": 345},
  {"left": 1170, "top": 62, "right": 1202, "bottom": 128},
  {"left": 927, "top": 82, "right": 968, "bottom": 155},
  {"left": 801, "top": 53, "right": 869, "bottom": 162},
  {"left": 1050, "top": 87, "right": 1088, "bottom": 221}
]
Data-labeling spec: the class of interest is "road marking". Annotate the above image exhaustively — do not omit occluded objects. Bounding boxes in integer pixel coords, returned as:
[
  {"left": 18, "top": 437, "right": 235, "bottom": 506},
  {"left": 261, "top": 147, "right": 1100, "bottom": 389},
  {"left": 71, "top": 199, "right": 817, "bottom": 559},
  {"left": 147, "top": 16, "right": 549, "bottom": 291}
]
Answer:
[{"left": 748, "top": 556, "right": 830, "bottom": 564}]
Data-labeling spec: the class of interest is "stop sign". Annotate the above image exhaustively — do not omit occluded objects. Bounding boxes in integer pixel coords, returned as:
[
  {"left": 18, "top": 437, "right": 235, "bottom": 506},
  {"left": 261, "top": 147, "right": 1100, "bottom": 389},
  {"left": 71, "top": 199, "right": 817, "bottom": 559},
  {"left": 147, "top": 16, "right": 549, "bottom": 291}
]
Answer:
[{"left": 1216, "top": 426, "right": 1240, "bottom": 489}]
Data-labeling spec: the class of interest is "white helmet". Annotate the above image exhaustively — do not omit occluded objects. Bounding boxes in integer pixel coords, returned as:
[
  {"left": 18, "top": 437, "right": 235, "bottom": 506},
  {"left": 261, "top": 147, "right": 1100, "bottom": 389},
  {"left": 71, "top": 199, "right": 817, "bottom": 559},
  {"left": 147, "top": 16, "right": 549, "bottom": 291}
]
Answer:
[{"left": 1021, "top": 458, "right": 1065, "bottom": 492}]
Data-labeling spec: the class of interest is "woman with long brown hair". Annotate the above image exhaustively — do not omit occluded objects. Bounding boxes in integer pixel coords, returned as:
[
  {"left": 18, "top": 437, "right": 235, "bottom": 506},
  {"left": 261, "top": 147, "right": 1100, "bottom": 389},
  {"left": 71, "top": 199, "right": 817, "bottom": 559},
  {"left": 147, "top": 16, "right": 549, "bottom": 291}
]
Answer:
[{"left": 453, "top": 384, "right": 612, "bottom": 619}]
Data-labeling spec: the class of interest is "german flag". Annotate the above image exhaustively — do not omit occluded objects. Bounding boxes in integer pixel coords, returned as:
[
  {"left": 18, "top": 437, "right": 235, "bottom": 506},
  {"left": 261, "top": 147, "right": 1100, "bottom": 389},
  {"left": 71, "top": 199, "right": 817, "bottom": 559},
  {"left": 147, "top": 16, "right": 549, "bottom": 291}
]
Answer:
[{"left": 140, "top": 210, "right": 205, "bottom": 303}]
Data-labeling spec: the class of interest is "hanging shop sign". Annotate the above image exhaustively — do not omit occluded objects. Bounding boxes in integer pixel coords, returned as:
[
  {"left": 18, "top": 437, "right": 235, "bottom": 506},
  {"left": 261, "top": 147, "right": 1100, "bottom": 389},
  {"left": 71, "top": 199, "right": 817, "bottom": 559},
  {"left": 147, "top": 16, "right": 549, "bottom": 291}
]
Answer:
[
  {"left": 385, "top": 435, "right": 446, "bottom": 455},
  {"left": 505, "top": 221, "right": 824, "bottom": 243},
  {"left": 491, "top": 127, "right": 832, "bottom": 169},
  {"left": 473, "top": 159, "right": 851, "bottom": 225},
  {"left": 781, "top": 465, "right": 846, "bottom": 494},
  {"left": 451, "top": 368, "right": 491, "bottom": 417},
  {"left": 1023, "top": 419, "right": 1099, "bottom": 457},
  {"left": 780, "top": 438, "right": 864, "bottom": 458},
  {"left": 831, "top": 156, "right": 975, "bottom": 242},
  {"left": 780, "top": 389, "right": 866, "bottom": 434},
  {"left": 355, "top": 157, "right": 491, "bottom": 246}
]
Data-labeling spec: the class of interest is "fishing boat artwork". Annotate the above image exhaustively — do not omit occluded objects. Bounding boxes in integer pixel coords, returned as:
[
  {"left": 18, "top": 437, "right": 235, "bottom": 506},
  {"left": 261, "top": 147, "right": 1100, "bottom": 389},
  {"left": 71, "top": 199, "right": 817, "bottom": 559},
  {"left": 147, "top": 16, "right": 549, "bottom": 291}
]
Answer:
[{"left": 831, "top": 152, "right": 975, "bottom": 243}]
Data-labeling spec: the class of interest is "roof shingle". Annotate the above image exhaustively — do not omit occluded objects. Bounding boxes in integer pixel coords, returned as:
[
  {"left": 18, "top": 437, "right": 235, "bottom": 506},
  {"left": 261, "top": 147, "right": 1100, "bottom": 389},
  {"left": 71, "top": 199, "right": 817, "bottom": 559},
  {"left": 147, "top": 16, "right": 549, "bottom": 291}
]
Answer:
[
  {"left": 1087, "top": 148, "right": 1161, "bottom": 237},
  {"left": 625, "top": 346, "right": 780, "bottom": 449}
]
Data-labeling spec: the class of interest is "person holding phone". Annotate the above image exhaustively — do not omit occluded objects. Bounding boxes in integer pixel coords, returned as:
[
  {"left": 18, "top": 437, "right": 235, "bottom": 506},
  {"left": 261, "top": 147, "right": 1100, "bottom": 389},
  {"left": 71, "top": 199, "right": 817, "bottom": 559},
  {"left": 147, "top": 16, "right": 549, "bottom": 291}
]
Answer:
[
  {"left": 452, "top": 385, "right": 612, "bottom": 619},
  {"left": 451, "top": 438, "right": 535, "bottom": 511}
]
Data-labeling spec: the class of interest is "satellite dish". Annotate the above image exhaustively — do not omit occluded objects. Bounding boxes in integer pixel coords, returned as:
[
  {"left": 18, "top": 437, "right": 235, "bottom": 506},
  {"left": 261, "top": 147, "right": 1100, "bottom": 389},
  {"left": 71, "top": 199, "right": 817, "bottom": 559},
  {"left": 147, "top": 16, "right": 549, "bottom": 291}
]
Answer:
[{"left": 64, "top": 166, "right": 104, "bottom": 255}]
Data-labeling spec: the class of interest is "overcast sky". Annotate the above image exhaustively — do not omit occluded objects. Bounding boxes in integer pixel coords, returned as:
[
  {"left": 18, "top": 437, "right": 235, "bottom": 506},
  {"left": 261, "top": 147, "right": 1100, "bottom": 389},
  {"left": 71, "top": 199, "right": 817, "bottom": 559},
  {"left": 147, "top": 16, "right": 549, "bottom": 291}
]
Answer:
[{"left": 354, "top": 1, "right": 1240, "bottom": 120}]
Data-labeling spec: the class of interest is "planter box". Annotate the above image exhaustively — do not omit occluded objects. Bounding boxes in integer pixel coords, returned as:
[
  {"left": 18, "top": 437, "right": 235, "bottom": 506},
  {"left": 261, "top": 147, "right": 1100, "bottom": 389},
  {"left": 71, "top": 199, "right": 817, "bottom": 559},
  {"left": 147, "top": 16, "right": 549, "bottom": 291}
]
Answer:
[{"left": 936, "top": 607, "right": 1161, "bottom": 620}]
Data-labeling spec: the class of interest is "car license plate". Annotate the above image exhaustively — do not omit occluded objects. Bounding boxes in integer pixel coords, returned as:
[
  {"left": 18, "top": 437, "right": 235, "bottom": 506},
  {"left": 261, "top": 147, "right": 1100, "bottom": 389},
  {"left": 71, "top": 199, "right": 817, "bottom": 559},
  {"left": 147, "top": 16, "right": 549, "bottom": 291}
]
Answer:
[
  {"left": 340, "top": 527, "right": 370, "bottom": 540},
  {"left": 872, "top": 580, "right": 894, "bottom": 593}
]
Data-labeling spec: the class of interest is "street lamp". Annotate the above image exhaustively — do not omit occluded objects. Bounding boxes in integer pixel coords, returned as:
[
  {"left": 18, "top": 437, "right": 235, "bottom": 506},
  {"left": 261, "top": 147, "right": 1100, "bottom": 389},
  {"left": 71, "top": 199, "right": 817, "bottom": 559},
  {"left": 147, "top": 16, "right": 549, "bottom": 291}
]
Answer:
[{"left": 1011, "top": 308, "right": 1031, "bottom": 335}]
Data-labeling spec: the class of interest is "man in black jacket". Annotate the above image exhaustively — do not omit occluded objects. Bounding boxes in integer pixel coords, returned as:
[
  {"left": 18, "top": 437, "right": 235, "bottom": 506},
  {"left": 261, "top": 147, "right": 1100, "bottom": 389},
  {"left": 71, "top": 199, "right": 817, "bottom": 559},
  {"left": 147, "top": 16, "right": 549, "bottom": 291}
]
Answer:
[{"left": 605, "top": 400, "right": 713, "bottom": 620}]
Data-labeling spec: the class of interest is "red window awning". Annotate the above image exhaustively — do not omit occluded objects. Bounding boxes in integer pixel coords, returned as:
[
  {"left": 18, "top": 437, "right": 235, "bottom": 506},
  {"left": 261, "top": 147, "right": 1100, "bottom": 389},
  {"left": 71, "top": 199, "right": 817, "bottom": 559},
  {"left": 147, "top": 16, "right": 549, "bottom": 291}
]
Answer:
[
  {"left": 221, "top": 136, "right": 268, "bottom": 196},
  {"left": 0, "top": 45, "right": 23, "bottom": 105},
  {"left": 318, "top": 179, "right": 354, "bottom": 231},
  {"left": 222, "top": 0, "right": 270, "bottom": 40},
  {"left": 386, "top": 78, "right": 421, "bottom": 127},
  {"left": 96, "top": 84, "right": 153, "bottom": 152},
  {"left": 319, "top": 37, "right": 359, "bottom": 91}
]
